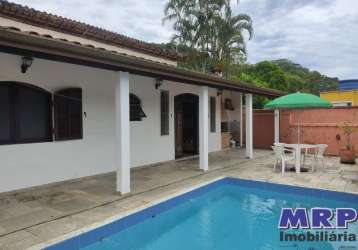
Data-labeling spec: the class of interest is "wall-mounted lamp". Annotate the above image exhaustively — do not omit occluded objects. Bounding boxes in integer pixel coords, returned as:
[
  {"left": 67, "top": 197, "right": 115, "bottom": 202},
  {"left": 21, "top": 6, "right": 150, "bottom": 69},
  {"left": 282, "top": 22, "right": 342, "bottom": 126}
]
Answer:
[
  {"left": 217, "top": 89, "right": 223, "bottom": 96},
  {"left": 21, "top": 56, "right": 33, "bottom": 74},
  {"left": 155, "top": 78, "right": 163, "bottom": 89}
]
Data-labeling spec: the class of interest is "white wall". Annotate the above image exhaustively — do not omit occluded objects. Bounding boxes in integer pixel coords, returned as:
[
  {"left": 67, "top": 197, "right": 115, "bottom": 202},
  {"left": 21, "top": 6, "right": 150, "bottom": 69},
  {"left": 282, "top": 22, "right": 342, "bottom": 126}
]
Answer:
[
  {"left": 0, "top": 52, "right": 222, "bottom": 192},
  {"left": 221, "top": 90, "right": 243, "bottom": 144},
  {"left": 222, "top": 90, "right": 242, "bottom": 123},
  {"left": 0, "top": 52, "right": 117, "bottom": 192},
  {"left": 129, "top": 76, "right": 221, "bottom": 167}
]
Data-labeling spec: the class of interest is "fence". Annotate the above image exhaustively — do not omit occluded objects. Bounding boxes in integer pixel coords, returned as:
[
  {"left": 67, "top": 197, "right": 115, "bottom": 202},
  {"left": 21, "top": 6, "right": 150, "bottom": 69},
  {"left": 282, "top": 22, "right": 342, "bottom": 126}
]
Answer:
[
  {"left": 242, "top": 107, "right": 358, "bottom": 155},
  {"left": 279, "top": 107, "right": 358, "bottom": 156}
]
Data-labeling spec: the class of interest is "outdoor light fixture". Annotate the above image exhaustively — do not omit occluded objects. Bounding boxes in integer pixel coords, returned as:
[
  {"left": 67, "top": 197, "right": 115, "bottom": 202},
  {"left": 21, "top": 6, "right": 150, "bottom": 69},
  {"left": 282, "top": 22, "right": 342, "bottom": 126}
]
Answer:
[
  {"left": 217, "top": 89, "right": 223, "bottom": 96},
  {"left": 21, "top": 56, "right": 33, "bottom": 73},
  {"left": 155, "top": 78, "right": 163, "bottom": 89}
]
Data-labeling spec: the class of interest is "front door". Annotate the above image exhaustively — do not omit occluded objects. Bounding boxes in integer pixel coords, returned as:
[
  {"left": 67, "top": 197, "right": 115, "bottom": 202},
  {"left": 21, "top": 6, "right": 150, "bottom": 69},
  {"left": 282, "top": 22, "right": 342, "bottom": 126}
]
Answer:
[{"left": 174, "top": 94, "right": 199, "bottom": 158}]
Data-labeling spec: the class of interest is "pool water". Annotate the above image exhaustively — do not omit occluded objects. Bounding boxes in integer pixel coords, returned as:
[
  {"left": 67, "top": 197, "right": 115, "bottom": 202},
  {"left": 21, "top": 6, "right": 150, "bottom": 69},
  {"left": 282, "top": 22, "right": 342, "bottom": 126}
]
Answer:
[{"left": 49, "top": 178, "right": 358, "bottom": 250}]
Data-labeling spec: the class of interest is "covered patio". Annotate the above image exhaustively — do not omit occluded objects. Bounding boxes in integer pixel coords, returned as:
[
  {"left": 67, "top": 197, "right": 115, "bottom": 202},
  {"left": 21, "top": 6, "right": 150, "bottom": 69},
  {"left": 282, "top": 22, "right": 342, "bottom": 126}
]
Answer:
[
  {"left": 0, "top": 23, "right": 281, "bottom": 196},
  {"left": 0, "top": 148, "right": 357, "bottom": 250}
]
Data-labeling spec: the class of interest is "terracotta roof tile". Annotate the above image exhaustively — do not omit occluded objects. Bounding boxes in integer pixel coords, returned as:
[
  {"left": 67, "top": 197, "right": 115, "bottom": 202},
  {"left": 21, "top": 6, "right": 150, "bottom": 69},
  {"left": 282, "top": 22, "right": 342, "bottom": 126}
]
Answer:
[
  {"left": 0, "top": 26, "right": 284, "bottom": 97},
  {"left": 0, "top": 0, "right": 181, "bottom": 61}
]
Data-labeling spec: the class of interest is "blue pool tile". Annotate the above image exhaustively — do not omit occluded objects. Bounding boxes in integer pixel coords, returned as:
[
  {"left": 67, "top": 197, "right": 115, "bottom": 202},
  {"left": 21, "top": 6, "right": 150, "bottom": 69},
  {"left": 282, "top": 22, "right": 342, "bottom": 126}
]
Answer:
[
  {"left": 81, "top": 238, "right": 121, "bottom": 250},
  {"left": 47, "top": 237, "right": 79, "bottom": 250},
  {"left": 224, "top": 177, "right": 358, "bottom": 203},
  {"left": 47, "top": 177, "right": 358, "bottom": 250}
]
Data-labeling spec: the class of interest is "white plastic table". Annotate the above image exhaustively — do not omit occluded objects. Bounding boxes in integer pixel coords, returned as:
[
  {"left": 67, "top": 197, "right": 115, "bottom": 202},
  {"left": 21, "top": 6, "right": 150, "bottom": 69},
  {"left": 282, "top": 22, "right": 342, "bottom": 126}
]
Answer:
[{"left": 284, "top": 144, "right": 318, "bottom": 173}]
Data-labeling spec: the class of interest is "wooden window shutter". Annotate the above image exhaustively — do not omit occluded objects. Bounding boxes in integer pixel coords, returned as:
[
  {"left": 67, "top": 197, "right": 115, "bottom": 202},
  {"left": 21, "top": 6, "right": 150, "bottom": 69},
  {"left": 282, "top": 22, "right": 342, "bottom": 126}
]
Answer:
[
  {"left": 130, "top": 94, "right": 146, "bottom": 121},
  {"left": 0, "top": 82, "right": 52, "bottom": 145},
  {"left": 0, "top": 84, "right": 13, "bottom": 144},
  {"left": 210, "top": 96, "right": 216, "bottom": 132},
  {"left": 54, "top": 88, "right": 83, "bottom": 140},
  {"left": 160, "top": 90, "right": 169, "bottom": 135}
]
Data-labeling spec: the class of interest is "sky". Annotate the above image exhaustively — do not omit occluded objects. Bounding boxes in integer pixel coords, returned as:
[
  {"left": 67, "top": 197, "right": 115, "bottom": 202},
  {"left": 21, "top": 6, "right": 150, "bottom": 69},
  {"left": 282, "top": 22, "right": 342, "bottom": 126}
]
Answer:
[{"left": 10, "top": 0, "right": 358, "bottom": 80}]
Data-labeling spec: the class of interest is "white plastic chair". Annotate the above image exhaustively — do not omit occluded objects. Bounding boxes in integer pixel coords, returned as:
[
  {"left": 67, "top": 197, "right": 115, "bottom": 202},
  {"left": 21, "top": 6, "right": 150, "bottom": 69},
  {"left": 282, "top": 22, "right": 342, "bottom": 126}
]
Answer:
[
  {"left": 302, "top": 144, "right": 328, "bottom": 171},
  {"left": 272, "top": 144, "right": 296, "bottom": 174},
  {"left": 315, "top": 144, "right": 328, "bottom": 169},
  {"left": 302, "top": 147, "right": 316, "bottom": 171},
  {"left": 274, "top": 142, "right": 296, "bottom": 159}
]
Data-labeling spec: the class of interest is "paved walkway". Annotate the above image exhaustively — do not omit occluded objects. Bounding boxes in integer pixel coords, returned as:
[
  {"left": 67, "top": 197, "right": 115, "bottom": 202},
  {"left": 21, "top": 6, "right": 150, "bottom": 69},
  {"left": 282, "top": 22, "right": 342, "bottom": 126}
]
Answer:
[{"left": 0, "top": 149, "right": 357, "bottom": 249}]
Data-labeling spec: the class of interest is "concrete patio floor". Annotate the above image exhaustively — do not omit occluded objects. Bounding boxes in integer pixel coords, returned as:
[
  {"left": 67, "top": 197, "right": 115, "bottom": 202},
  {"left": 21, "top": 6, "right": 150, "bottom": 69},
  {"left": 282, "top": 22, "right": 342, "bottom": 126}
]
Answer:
[{"left": 0, "top": 148, "right": 357, "bottom": 250}]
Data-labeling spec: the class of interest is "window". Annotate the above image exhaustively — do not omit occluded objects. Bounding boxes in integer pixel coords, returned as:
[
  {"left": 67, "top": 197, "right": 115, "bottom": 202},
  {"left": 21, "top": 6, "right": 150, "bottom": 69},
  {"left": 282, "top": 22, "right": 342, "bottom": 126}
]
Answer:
[
  {"left": 130, "top": 94, "right": 146, "bottom": 121},
  {"left": 160, "top": 90, "right": 169, "bottom": 135},
  {"left": 332, "top": 101, "right": 352, "bottom": 107},
  {"left": 210, "top": 96, "right": 216, "bottom": 132},
  {"left": 54, "top": 88, "right": 83, "bottom": 140},
  {"left": 0, "top": 82, "right": 52, "bottom": 145}
]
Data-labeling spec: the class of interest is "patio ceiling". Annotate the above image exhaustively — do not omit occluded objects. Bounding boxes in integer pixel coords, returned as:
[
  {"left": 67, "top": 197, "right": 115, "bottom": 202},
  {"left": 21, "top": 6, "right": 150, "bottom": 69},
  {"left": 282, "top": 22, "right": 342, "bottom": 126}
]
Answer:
[{"left": 0, "top": 26, "right": 283, "bottom": 97}]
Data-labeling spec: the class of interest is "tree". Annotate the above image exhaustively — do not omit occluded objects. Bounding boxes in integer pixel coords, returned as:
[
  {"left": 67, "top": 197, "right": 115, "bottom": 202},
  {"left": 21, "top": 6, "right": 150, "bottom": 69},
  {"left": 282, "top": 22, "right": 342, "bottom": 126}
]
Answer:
[
  {"left": 163, "top": 0, "right": 253, "bottom": 74},
  {"left": 272, "top": 59, "right": 338, "bottom": 94},
  {"left": 231, "top": 59, "right": 338, "bottom": 108},
  {"left": 216, "top": 12, "right": 253, "bottom": 64},
  {"left": 235, "top": 59, "right": 339, "bottom": 95},
  {"left": 251, "top": 61, "right": 287, "bottom": 91},
  {"left": 235, "top": 61, "right": 288, "bottom": 92},
  {"left": 163, "top": 0, "right": 196, "bottom": 47}
]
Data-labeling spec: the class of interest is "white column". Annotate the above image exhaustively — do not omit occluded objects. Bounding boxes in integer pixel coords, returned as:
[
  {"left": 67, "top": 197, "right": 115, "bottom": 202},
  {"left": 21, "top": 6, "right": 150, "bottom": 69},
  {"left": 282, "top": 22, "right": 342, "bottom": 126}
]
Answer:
[
  {"left": 239, "top": 93, "right": 243, "bottom": 147},
  {"left": 274, "top": 109, "right": 280, "bottom": 143},
  {"left": 245, "top": 93, "right": 253, "bottom": 159},
  {"left": 199, "top": 86, "right": 209, "bottom": 171},
  {"left": 115, "top": 71, "right": 130, "bottom": 194}
]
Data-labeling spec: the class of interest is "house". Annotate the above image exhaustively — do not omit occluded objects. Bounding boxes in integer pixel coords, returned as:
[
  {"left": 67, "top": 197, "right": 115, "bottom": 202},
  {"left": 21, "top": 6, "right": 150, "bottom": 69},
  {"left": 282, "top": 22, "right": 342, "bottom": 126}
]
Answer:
[
  {"left": 320, "top": 79, "right": 358, "bottom": 107},
  {"left": 0, "top": 1, "right": 281, "bottom": 194}
]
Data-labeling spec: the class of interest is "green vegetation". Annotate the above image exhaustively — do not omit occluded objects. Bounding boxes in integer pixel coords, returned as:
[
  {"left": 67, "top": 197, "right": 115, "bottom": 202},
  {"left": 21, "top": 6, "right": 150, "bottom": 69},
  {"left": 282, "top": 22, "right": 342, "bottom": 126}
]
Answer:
[
  {"left": 231, "top": 60, "right": 339, "bottom": 107},
  {"left": 162, "top": 0, "right": 253, "bottom": 73},
  {"left": 161, "top": 0, "right": 338, "bottom": 108}
]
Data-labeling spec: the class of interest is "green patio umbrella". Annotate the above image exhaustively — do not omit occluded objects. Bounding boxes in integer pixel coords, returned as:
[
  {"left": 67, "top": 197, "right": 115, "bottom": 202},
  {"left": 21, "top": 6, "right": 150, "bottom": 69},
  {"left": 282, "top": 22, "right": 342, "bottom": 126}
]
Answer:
[{"left": 265, "top": 92, "right": 332, "bottom": 144}]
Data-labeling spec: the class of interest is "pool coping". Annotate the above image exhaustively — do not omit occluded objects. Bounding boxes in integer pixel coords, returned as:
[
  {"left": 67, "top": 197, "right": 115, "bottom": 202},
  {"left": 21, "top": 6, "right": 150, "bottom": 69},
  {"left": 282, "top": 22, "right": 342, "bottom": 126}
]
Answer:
[
  {"left": 31, "top": 176, "right": 358, "bottom": 250},
  {"left": 28, "top": 176, "right": 226, "bottom": 250}
]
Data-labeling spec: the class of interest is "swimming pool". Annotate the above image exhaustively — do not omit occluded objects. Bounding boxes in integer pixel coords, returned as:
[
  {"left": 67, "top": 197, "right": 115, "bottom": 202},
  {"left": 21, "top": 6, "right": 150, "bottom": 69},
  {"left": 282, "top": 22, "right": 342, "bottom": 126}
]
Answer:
[{"left": 47, "top": 178, "right": 358, "bottom": 250}]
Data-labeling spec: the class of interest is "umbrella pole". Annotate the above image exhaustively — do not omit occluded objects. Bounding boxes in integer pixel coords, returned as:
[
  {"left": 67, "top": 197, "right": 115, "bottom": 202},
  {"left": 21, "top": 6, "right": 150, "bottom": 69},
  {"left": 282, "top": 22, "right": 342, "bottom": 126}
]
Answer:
[{"left": 297, "top": 110, "right": 300, "bottom": 145}]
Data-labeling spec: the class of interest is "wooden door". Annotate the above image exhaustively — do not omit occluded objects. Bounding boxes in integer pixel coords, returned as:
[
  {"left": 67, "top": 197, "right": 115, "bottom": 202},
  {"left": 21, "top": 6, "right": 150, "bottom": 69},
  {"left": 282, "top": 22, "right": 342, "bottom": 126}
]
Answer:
[
  {"left": 175, "top": 102, "right": 183, "bottom": 157},
  {"left": 243, "top": 109, "right": 274, "bottom": 149}
]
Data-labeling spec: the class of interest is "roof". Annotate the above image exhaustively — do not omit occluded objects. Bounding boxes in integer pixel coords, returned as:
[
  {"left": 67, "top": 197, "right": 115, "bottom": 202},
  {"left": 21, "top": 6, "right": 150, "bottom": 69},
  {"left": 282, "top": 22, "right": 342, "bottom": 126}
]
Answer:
[
  {"left": 320, "top": 89, "right": 358, "bottom": 94},
  {"left": 0, "top": 26, "right": 283, "bottom": 97},
  {"left": 339, "top": 79, "right": 358, "bottom": 91},
  {"left": 340, "top": 79, "right": 358, "bottom": 83},
  {"left": 0, "top": 0, "right": 180, "bottom": 61}
]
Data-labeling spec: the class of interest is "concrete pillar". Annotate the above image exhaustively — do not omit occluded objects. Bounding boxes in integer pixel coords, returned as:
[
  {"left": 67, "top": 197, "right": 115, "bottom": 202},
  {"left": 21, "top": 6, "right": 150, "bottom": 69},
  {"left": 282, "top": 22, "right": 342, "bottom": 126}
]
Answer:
[
  {"left": 115, "top": 71, "right": 130, "bottom": 194},
  {"left": 245, "top": 93, "right": 253, "bottom": 159},
  {"left": 199, "top": 86, "right": 209, "bottom": 171},
  {"left": 239, "top": 93, "right": 243, "bottom": 147},
  {"left": 274, "top": 109, "right": 280, "bottom": 143}
]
